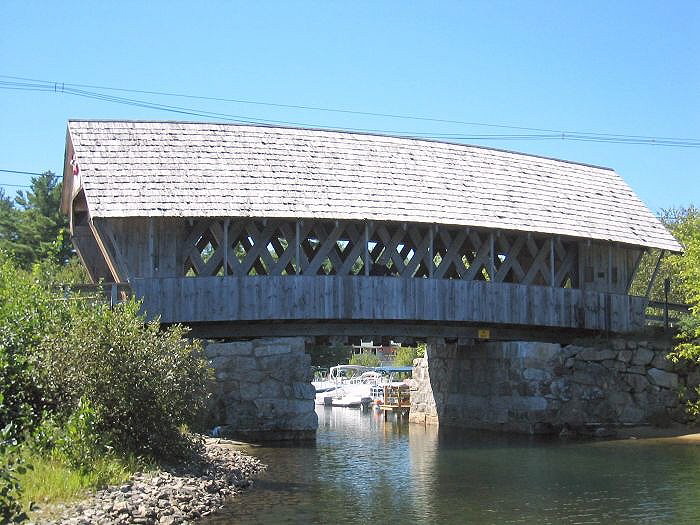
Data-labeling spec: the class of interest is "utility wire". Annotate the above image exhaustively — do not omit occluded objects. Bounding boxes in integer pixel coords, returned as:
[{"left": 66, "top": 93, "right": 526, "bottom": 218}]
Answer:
[
  {"left": 0, "top": 169, "right": 48, "bottom": 176},
  {"left": 4, "top": 73, "right": 698, "bottom": 143},
  {"left": 1, "top": 76, "right": 699, "bottom": 147}
]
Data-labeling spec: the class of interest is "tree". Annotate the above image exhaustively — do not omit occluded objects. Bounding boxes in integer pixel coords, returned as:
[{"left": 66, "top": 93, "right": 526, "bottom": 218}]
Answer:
[
  {"left": 629, "top": 206, "right": 698, "bottom": 303},
  {"left": 349, "top": 352, "right": 381, "bottom": 367},
  {"left": 0, "top": 188, "right": 20, "bottom": 253},
  {"left": 666, "top": 211, "right": 700, "bottom": 413},
  {"left": 0, "top": 172, "right": 71, "bottom": 267}
]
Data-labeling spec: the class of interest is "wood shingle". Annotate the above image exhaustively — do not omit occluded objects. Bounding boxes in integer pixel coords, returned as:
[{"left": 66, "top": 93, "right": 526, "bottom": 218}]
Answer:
[{"left": 64, "top": 120, "right": 682, "bottom": 252}]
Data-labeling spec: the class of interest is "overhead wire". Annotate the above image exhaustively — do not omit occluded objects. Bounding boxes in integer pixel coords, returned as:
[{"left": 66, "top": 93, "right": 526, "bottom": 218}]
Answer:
[
  {"left": 0, "top": 169, "right": 48, "bottom": 176},
  {"left": 0, "top": 183, "right": 31, "bottom": 188},
  {"left": 1, "top": 76, "right": 699, "bottom": 147},
  {"left": 3, "top": 73, "right": 699, "bottom": 143}
]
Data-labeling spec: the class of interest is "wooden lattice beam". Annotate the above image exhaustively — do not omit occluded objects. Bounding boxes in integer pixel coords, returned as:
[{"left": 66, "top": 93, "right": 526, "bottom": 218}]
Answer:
[{"left": 178, "top": 218, "right": 585, "bottom": 290}]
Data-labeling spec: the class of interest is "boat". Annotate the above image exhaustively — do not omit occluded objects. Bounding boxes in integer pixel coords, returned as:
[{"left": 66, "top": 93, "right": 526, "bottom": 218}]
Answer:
[
  {"left": 314, "top": 365, "right": 383, "bottom": 407},
  {"left": 312, "top": 364, "right": 373, "bottom": 394},
  {"left": 314, "top": 364, "right": 413, "bottom": 408}
]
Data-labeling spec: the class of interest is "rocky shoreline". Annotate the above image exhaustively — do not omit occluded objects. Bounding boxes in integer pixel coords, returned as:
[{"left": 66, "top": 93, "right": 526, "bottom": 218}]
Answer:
[{"left": 31, "top": 438, "right": 265, "bottom": 525}]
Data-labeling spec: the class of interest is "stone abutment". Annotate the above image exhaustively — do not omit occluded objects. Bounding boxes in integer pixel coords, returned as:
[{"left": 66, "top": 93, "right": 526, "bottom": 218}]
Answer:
[
  {"left": 204, "top": 337, "right": 317, "bottom": 441},
  {"left": 409, "top": 337, "right": 694, "bottom": 435},
  {"left": 203, "top": 334, "right": 694, "bottom": 440}
]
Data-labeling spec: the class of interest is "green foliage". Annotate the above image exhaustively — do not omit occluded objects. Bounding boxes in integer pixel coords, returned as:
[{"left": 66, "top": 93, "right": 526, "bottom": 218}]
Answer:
[
  {"left": 664, "top": 210, "right": 700, "bottom": 414},
  {"left": 17, "top": 448, "right": 142, "bottom": 513},
  {"left": 0, "top": 252, "right": 67, "bottom": 440},
  {"left": 629, "top": 206, "right": 699, "bottom": 303},
  {"left": 0, "top": 422, "right": 31, "bottom": 524},
  {"left": 0, "top": 172, "right": 71, "bottom": 268},
  {"left": 308, "top": 345, "right": 352, "bottom": 367},
  {"left": 55, "top": 398, "right": 106, "bottom": 473},
  {"left": 37, "top": 299, "right": 212, "bottom": 459},
  {"left": 349, "top": 352, "right": 381, "bottom": 367},
  {"left": 392, "top": 344, "right": 425, "bottom": 366}
]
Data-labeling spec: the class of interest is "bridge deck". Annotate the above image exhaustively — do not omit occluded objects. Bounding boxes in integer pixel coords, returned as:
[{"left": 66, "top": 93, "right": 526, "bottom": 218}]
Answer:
[{"left": 132, "top": 276, "right": 646, "bottom": 333}]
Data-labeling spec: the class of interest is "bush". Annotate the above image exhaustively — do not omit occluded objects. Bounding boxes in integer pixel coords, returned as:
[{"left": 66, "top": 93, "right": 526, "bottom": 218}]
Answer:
[
  {"left": 349, "top": 352, "right": 381, "bottom": 367},
  {"left": 0, "top": 421, "right": 30, "bottom": 524},
  {"left": 0, "top": 252, "right": 67, "bottom": 440},
  {"left": 37, "top": 299, "right": 212, "bottom": 459},
  {"left": 307, "top": 345, "right": 352, "bottom": 367},
  {"left": 392, "top": 344, "right": 425, "bottom": 366}
]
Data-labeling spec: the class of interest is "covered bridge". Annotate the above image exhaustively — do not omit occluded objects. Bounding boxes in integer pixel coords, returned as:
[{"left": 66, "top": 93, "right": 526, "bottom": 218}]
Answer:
[{"left": 61, "top": 120, "right": 681, "bottom": 337}]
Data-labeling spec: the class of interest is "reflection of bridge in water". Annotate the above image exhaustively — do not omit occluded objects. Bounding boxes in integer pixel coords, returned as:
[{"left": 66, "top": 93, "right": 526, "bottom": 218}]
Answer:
[{"left": 61, "top": 120, "right": 683, "bottom": 436}]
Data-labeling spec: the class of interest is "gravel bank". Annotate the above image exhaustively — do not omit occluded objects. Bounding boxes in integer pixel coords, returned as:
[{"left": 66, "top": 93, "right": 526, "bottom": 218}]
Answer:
[{"left": 31, "top": 438, "right": 265, "bottom": 525}]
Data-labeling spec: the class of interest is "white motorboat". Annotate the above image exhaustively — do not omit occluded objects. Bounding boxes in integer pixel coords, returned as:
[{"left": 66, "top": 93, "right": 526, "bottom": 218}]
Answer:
[{"left": 314, "top": 365, "right": 383, "bottom": 407}]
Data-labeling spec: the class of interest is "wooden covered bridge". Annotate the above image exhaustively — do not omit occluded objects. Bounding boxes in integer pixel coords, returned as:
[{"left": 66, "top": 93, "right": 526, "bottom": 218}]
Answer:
[{"left": 61, "top": 120, "right": 682, "bottom": 339}]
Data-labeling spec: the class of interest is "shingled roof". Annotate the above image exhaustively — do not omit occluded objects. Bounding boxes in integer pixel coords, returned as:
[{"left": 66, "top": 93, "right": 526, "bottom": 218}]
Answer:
[{"left": 63, "top": 120, "right": 682, "bottom": 252}]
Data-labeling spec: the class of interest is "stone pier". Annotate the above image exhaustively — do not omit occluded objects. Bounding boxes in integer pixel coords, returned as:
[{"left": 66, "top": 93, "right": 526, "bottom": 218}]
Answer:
[
  {"left": 410, "top": 338, "right": 692, "bottom": 434},
  {"left": 204, "top": 337, "right": 317, "bottom": 440}
]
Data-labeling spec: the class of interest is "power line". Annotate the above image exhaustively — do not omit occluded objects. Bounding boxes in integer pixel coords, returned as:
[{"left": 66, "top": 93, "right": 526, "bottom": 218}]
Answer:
[
  {"left": 4, "top": 73, "right": 698, "bottom": 143},
  {"left": 0, "top": 183, "right": 31, "bottom": 188},
  {"left": 1, "top": 75, "right": 699, "bottom": 148},
  {"left": 0, "top": 169, "right": 47, "bottom": 177}
]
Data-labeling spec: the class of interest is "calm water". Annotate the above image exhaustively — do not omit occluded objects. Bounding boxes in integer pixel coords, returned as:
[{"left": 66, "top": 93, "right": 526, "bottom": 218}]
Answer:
[{"left": 204, "top": 407, "right": 700, "bottom": 524}]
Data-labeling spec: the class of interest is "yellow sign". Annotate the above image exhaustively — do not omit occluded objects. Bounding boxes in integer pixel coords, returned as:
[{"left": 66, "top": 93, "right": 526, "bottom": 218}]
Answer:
[{"left": 477, "top": 329, "right": 490, "bottom": 339}]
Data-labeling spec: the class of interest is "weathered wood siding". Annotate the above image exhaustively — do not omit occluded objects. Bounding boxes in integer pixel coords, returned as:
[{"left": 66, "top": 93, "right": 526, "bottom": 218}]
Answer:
[
  {"left": 132, "top": 276, "right": 646, "bottom": 332},
  {"left": 578, "top": 241, "right": 643, "bottom": 294},
  {"left": 107, "top": 218, "right": 187, "bottom": 279}
]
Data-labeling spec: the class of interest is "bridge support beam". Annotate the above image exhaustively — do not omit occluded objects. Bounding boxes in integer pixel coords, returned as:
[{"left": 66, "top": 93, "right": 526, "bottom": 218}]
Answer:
[
  {"left": 410, "top": 337, "right": 688, "bottom": 435},
  {"left": 204, "top": 337, "right": 317, "bottom": 441}
]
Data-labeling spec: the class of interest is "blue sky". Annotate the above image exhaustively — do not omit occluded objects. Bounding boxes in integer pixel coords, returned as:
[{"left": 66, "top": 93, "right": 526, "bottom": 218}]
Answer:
[{"left": 1, "top": 1, "right": 698, "bottom": 212}]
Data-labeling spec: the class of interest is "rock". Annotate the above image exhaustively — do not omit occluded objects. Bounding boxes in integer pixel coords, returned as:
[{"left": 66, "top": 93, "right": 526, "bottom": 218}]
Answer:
[
  {"left": 632, "top": 348, "right": 655, "bottom": 366},
  {"left": 648, "top": 368, "right": 679, "bottom": 389},
  {"left": 649, "top": 410, "right": 673, "bottom": 428},
  {"left": 610, "top": 339, "right": 625, "bottom": 351},
  {"left": 550, "top": 378, "right": 572, "bottom": 401},
  {"left": 651, "top": 352, "right": 674, "bottom": 371},
  {"left": 577, "top": 348, "right": 616, "bottom": 362},
  {"left": 625, "top": 373, "right": 649, "bottom": 392},
  {"left": 523, "top": 368, "right": 550, "bottom": 381},
  {"left": 616, "top": 350, "right": 633, "bottom": 363},
  {"left": 38, "top": 436, "right": 265, "bottom": 525}
]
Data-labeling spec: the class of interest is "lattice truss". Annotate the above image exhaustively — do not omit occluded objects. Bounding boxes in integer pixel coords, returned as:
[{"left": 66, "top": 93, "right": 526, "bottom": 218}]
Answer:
[{"left": 183, "top": 219, "right": 578, "bottom": 287}]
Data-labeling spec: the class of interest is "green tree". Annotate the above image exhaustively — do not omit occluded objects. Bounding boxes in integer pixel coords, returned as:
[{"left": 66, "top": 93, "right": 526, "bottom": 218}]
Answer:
[
  {"left": 393, "top": 344, "right": 425, "bottom": 366},
  {"left": 0, "top": 188, "right": 20, "bottom": 252},
  {"left": 0, "top": 252, "right": 66, "bottom": 439},
  {"left": 630, "top": 206, "right": 698, "bottom": 303},
  {"left": 659, "top": 210, "right": 700, "bottom": 415},
  {"left": 0, "top": 172, "right": 71, "bottom": 267},
  {"left": 349, "top": 352, "right": 381, "bottom": 367}
]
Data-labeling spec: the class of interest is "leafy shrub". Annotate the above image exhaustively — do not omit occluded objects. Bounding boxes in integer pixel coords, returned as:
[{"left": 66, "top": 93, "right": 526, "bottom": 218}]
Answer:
[
  {"left": 393, "top": 343, "right": 426, "bottom": 366},
  {"left": 307, "top": 345, "right": 352, "bottom": 367},
  {"left": 0, "top": 421, "right": 31, "bottom": 524},
  {"left": 56, "top": 398, "right": 106, "bottom": 472},
  {"left": 37, "top": 300, "right": 212, "bottom": 459},
  {"left": 0, "top": 252, "right": 67, "bottom": 440},
  {"left": 349, "top": 352, "right": 381, "bottom": 367}
]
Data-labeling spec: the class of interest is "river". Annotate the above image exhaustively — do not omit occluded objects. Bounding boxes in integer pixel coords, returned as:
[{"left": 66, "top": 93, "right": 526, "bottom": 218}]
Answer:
[{"left": 204, "top": 406, "right": 700, "bottom": 524}]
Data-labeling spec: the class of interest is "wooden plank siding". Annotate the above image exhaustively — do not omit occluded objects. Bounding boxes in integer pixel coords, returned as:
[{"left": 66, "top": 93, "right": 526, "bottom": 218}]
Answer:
[{"left": 131, "top": 276, "right": 646, "bottom": 332}]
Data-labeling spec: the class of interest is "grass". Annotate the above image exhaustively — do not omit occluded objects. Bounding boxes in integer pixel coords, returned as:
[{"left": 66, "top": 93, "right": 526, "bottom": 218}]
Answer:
[{"left": 17, "top": 449, "right": 147, "bottom": 517}]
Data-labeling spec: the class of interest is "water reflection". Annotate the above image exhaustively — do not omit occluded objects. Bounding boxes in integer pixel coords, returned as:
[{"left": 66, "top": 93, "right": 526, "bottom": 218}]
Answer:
[{"left": 203, "top": 406, "right": 700, "bottom": 524}]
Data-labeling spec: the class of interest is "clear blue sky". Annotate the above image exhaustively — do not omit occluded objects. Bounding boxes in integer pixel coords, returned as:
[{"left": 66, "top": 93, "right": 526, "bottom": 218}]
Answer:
[{"left": 1, "top": 1, "right": 698, "bottom": 213}]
